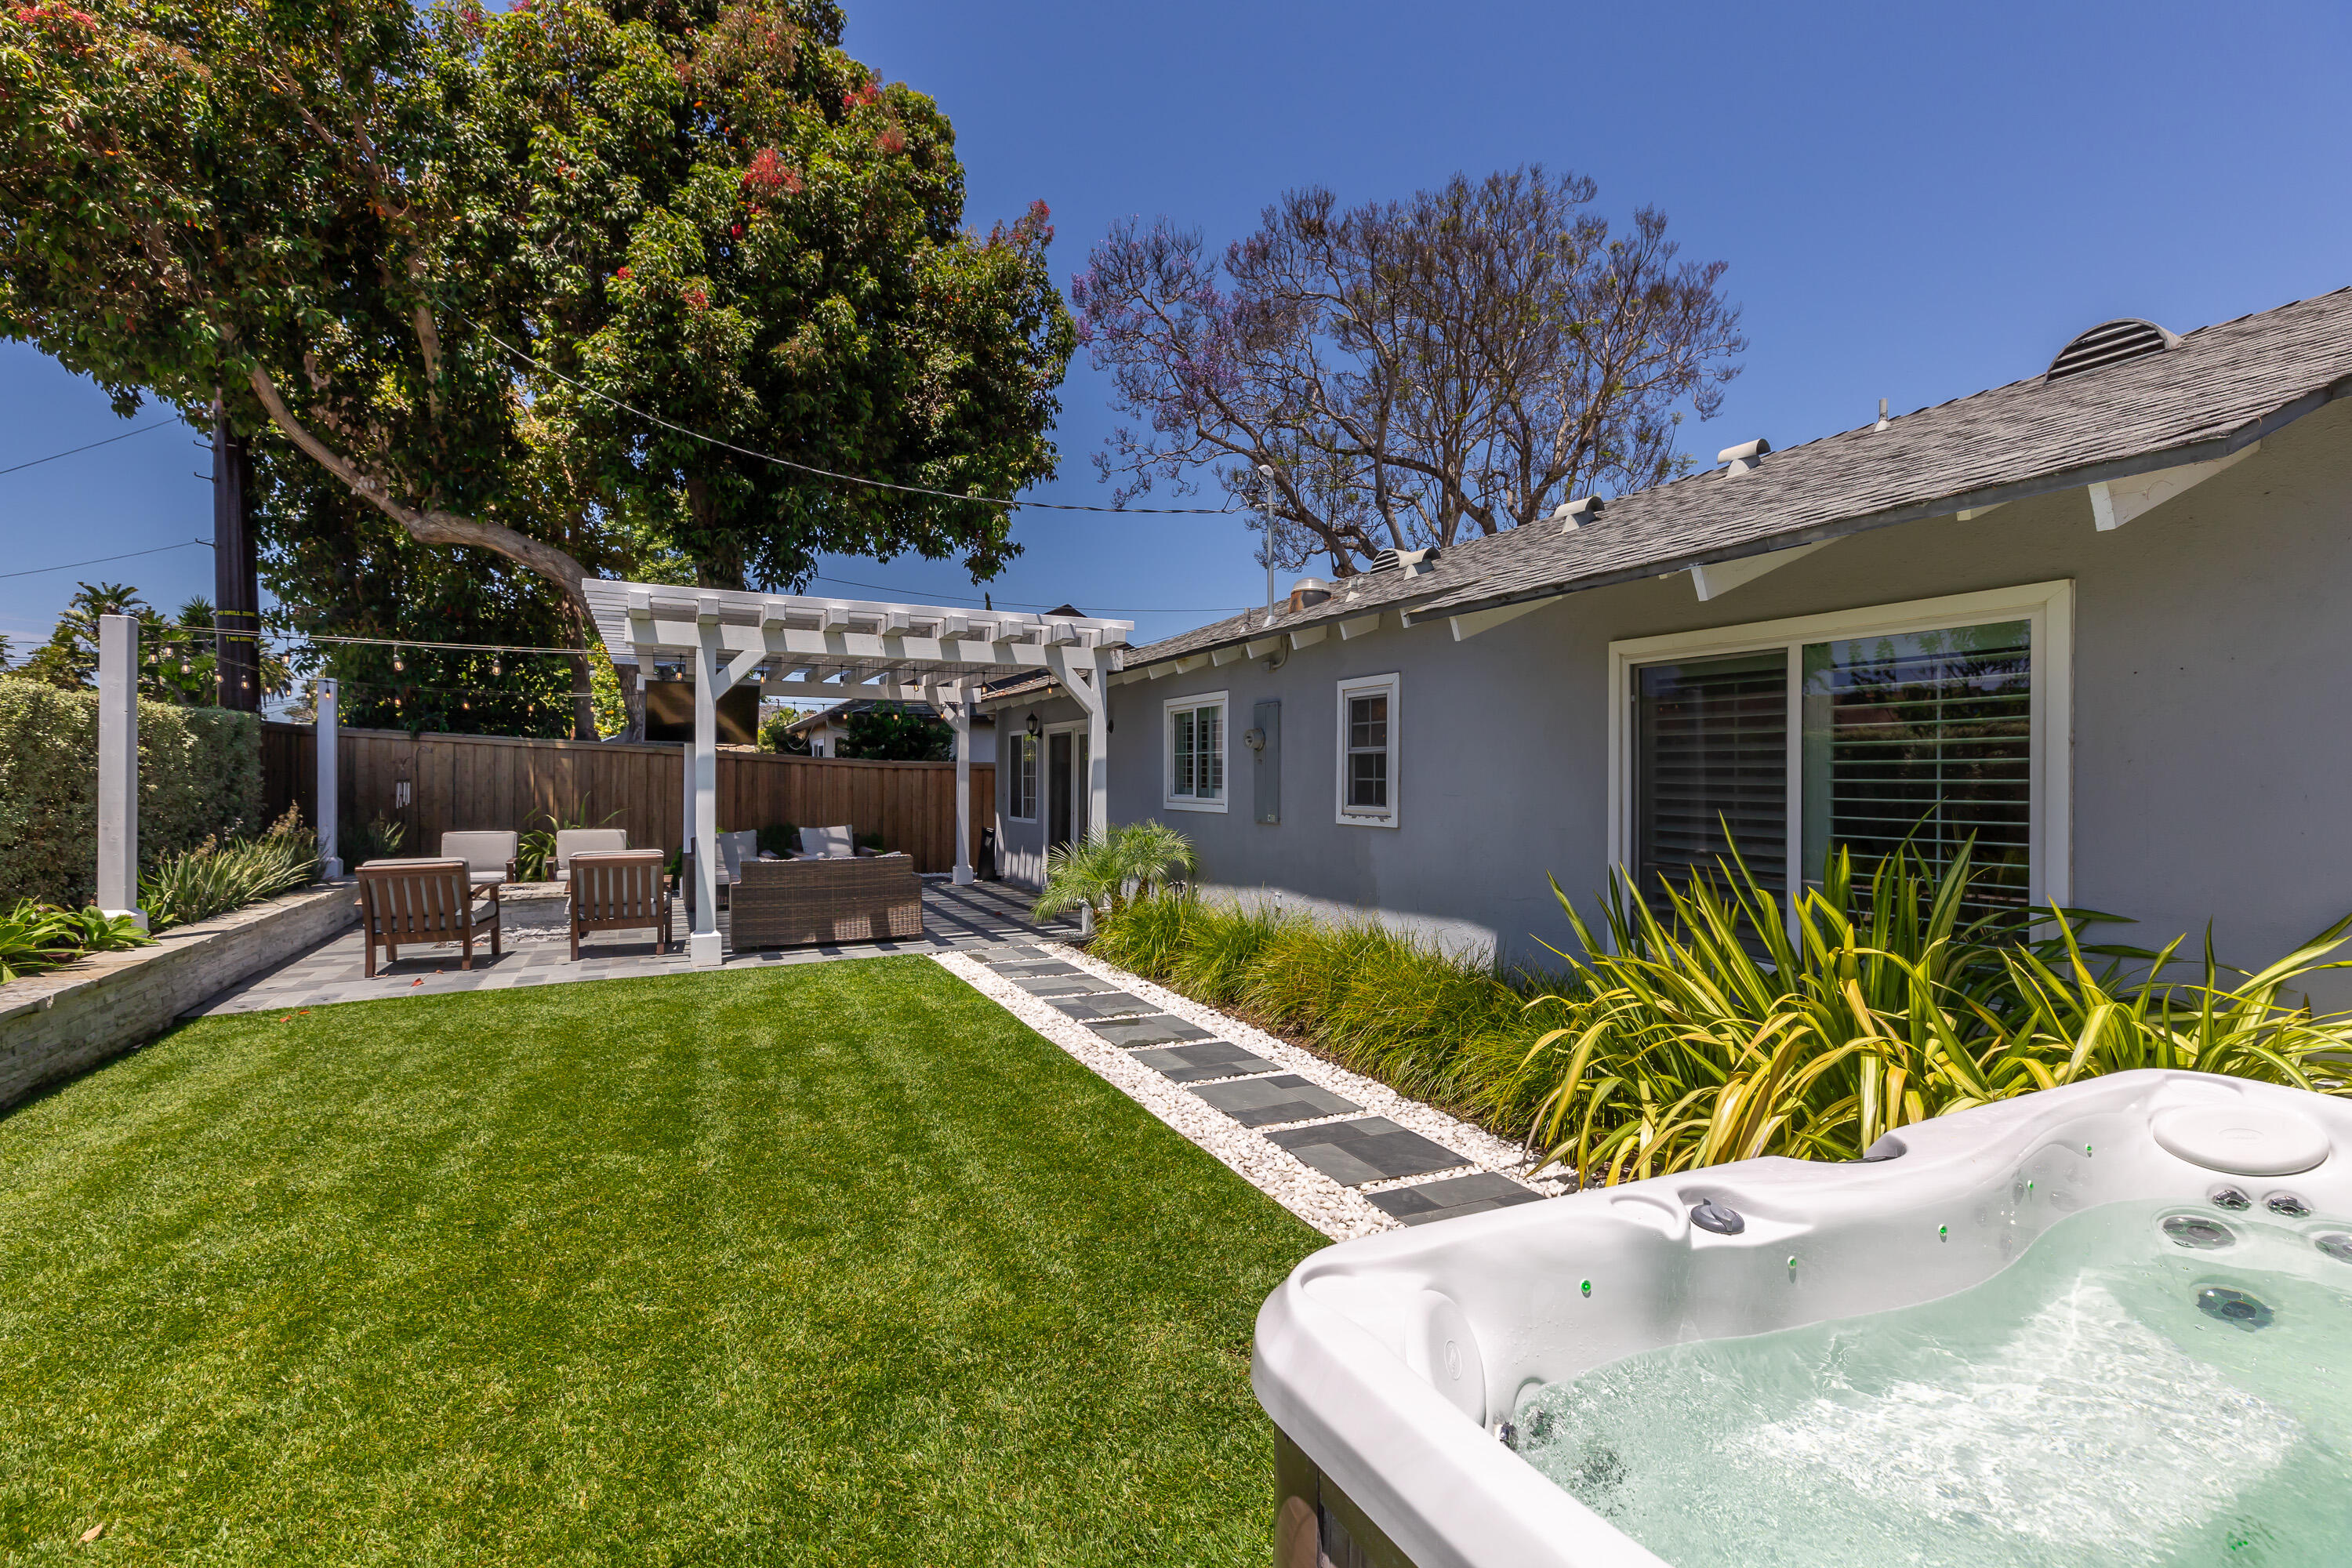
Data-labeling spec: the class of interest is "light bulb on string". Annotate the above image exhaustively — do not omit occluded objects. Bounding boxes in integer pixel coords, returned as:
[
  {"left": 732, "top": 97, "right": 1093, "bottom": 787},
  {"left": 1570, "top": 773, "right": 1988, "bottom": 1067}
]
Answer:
[{"left": 391, "top": 648, "right": 405, "bottom": 673}]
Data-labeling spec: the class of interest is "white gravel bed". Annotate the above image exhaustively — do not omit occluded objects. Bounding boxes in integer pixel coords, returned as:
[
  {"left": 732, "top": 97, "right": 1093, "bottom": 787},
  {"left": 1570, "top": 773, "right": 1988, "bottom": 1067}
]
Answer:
[
  {"left": 935, "top": 951, "right": 1396, "bottom": 1240},
  {"left": 1040, "top": 941, "right": 1573, "bottom": 1196}
]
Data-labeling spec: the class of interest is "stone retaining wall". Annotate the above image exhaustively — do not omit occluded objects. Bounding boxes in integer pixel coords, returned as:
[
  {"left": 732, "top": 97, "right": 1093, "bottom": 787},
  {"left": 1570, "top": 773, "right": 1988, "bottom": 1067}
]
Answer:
[{"left": 0, "top": 882, "right": 357, "bottom": 1109}]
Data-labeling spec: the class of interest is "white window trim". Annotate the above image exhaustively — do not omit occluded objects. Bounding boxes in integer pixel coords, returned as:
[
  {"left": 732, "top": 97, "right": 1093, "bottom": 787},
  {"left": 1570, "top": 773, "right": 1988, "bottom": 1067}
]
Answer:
[
  {"left": 1334, "top": 672, "right": 1401, "bottom": 827},
  {"left": 1606, "top": 579, "right": 2073, "bottom": 910},
  {"left": 1005, "top": 731, "right": 1040, "bottom": 823},
  {"left": 1163, "top": 690, "right": 1231, "bottom": 814}
]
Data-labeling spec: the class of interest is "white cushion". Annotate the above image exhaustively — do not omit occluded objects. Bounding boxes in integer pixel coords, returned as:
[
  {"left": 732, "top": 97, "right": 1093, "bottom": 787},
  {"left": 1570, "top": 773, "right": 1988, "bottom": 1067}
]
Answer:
[
  {"left": 554, "top": 828, "right": 629, "bottom": 874},
  {"left": 799, "top": 825, "right": 855, "bottom": 859},
  {"left": 441, "top": 831, "right": 518, "bottom": 875}
]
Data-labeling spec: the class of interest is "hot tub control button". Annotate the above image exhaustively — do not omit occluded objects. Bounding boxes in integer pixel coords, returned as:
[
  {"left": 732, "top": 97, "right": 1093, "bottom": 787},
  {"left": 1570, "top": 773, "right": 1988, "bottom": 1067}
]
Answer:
[
  {"left": 2162, "top": 1214, "right": 2236, "bottom": 1250},
  {"left": 1690, "top": 1199, "right": 1745, "bottom": 1235},
  {"left": 2209, "top": 1186, "right": 2252, "bottom": 1211},
  {"left": 2264, "top": 1192, "right": 2311, "bottom": 1218}
]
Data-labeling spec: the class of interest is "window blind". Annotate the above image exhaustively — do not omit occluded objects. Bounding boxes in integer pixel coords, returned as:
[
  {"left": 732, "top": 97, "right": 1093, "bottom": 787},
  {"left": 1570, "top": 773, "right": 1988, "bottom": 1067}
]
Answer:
[
  {"left": 1632, "top": 651, "right": 1788, "bottom": 897},
  {"left": 1801, "top": 620, "right": 2031, "bottom": 913}
]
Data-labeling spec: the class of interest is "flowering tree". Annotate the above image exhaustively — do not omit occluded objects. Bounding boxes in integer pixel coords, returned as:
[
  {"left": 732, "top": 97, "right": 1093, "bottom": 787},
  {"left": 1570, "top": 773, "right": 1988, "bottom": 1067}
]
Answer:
[
  {"left": 1071, "top": 167, "right": 1745, "bottom": 573},
  {"left": 0, "top": 0, "right": 1072, "bottom": 735}
]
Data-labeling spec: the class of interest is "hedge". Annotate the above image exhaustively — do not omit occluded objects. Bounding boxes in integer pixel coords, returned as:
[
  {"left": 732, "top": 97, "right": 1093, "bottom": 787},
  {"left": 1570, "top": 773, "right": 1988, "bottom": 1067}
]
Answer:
[{"left": 0, "top": 677, "right": 263, "bottom": 908}]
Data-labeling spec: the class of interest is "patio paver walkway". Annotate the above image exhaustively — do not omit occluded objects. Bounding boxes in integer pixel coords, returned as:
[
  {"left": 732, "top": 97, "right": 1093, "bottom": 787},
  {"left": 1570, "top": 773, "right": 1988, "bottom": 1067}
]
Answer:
[{"left": 186, "top": 879, "right": 1077, "bottom": 1018}]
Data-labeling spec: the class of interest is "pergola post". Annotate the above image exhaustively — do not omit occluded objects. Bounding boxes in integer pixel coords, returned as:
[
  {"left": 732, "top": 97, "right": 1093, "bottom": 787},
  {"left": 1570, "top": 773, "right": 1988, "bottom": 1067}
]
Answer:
[
  {"left": 96, "top": 613, "right": 145, "bottom": 928},
  {"left": 950, "top": 680, "right": 974, "bottom": 885},
  {"left": 316, "top": 677, "right": 343, "bottom": 877},
  {"left": 689, "top": 611, "right": 724, "bottom": 968}
]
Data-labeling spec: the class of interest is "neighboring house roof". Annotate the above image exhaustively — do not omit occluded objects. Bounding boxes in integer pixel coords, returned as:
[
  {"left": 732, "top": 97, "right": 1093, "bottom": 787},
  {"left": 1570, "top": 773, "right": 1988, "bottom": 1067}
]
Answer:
[{"left": 1126, "top": 286, "right": 2352, "bottom": 666}]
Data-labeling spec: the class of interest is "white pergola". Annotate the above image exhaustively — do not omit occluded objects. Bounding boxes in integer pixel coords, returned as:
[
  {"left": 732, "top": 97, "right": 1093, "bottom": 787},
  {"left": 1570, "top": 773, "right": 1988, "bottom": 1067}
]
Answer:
[{"left": 581, "top": 580, "right": 1134, "bottom": 967}]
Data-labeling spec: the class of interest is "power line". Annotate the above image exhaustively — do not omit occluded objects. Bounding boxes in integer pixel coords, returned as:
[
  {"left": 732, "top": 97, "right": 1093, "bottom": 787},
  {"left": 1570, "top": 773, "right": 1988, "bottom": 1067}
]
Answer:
[
  {"left": 477, "top": 325, "right": 1233, "bottom": 516},
  {"left": 806, "top": 572, "right": 1243, "bottom": 615},
  {"left": 0, "top": 418, "right": 180, "bottom": 479},
  {"left": 0, "top": 537, "right": 214, "bottom": 582}
]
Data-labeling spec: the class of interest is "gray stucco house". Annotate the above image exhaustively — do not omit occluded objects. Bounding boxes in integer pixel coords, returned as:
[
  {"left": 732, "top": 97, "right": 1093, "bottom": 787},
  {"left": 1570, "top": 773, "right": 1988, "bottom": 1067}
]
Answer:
[{"left": 986, "top": 289, "right": 2352, "bottom": 989}]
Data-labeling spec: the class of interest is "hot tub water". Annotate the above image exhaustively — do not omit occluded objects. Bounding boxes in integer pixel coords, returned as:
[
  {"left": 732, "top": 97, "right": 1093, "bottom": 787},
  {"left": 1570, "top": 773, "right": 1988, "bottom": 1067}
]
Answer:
[{"left": 1507, "top": 1201, "right": 2352, "bottom": 1566}]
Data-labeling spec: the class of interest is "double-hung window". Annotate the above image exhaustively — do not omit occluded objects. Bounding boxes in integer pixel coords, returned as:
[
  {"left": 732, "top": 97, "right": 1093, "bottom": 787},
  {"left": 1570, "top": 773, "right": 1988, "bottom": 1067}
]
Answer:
[
  {"left": 1336, "top": 673, "right": 1400, "bottom": 826},
  {"left": 1612, "top": 582, "right": 2071, "bottom": 920},
  {"left": 1165, "top": 693, "right": 1229, "bottom": 812},
  {"left": 1007, "top": 733, "right": 1040, "bottom": 822}
]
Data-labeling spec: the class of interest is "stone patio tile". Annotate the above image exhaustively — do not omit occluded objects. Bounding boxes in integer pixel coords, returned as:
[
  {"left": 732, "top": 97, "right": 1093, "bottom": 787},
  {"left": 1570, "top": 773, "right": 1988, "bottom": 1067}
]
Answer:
[
  {"left": 1264, "top": 1118, "right": 1470, "bottom": 1187},
  {"left": 1189, "top": 1074, "right": 1362, "bottom": 1127},
  {"left": 996, "top": 960, "right": 1082, "bottom": 978},
  {"left": 1087, "top": 1013, "right": 1214, "bottom": 1047},
  {"left": 1046, "top": 991, "right": 1152, "bottom": 1022},
  {"left": 1364, "top": 1173, "right": 1544, "bottom": 1225},
  {"left": 1129, "top": 1041, "right": 1281, "bottom": 1083}
]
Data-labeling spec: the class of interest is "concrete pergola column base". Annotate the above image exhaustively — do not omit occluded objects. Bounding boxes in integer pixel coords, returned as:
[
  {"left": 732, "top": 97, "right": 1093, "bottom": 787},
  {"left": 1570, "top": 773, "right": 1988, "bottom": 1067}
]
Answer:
[{"left": 689, "top": 931, "right": 724, "bottom": 969}]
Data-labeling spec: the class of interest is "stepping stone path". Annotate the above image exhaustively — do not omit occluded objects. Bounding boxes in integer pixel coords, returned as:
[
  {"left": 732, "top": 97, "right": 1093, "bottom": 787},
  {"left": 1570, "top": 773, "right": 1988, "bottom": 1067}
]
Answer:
[
  {"left": 952, "top": 938, "right": 1552, "bottom": 1235},
  {"left": 1047, "top": 991, "right": 1154, "bottom": 1022},
  {"left": 1090, "top": 1014, "right": 1214, "bottom": 1047},
  {"left": 1130, "top": 1042, "right": 1283, "bottom": 1083},
  {"left": 1365, "top": 1172, "right": 1545, "bottom": 1226},
  {"left": 1264, "top": 1117, "right": 1471, "bottom": 1187},
  {"left": 1189, "top": 1074, "right": 1362, "bottom": 1128}
]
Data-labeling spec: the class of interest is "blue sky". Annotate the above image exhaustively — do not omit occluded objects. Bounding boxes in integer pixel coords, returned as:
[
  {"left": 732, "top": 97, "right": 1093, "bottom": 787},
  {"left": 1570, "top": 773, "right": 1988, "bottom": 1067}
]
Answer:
[{"left": 5, "top": 0, "right": 2349, "bottom": 655}]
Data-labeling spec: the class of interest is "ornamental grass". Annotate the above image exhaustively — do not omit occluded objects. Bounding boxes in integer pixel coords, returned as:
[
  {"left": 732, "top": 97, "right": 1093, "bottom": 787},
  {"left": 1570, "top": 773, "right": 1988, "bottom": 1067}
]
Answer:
[{"left": 1089, "top": 840, "right": 2352, "bottom": 1185}]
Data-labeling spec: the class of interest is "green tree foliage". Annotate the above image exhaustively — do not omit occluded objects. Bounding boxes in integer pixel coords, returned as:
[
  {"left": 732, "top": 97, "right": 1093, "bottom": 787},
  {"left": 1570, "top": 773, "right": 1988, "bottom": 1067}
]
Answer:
[
  {"left": 15, "top": 582, "right": 285, "bottom": 702},
  {"left": 0, "top": 0, "right": 1073, "bottom": 735},
  {"left": 756, "top": 703, "right": 808, "bottom": 753},
  {"left": 837, "top": 701, "right": 950, "bottom": 760}
]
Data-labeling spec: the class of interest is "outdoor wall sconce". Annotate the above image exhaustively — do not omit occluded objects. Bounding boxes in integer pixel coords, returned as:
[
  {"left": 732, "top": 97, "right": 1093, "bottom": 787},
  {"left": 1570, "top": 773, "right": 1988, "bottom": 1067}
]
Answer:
[
  {"left": 1025, "top": 713, "right": 1041, "bottom": 737},
  {"left": 1243, "top": 727, "right": 1266, "bottom": 752}
]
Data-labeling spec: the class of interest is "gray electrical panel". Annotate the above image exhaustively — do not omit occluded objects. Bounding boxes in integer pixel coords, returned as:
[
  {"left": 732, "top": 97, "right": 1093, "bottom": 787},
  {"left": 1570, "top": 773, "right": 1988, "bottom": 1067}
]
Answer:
[{"left": 1252, "top": 699, "right": 1282, "bottom": 824}]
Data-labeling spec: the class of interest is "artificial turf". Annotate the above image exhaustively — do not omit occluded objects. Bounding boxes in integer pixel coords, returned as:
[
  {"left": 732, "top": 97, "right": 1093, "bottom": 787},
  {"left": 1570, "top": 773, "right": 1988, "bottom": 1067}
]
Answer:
[{"left": 0, "top": 956, "right": 1323, "bottom": 1564}]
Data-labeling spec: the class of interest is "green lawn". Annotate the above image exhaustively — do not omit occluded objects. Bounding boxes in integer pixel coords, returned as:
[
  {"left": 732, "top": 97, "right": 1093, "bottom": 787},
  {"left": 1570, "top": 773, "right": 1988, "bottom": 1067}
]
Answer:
[{"left": 0, "top": 957, "right": 1321, "bottom": 1564}]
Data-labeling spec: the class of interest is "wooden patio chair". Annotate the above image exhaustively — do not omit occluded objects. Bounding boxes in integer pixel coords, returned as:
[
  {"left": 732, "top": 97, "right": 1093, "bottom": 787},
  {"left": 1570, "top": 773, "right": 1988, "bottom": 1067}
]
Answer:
[
  {"left": 552, "top": 828, "right": 629, "bottom": 882},
  {"left": 568, "top": 849, "right": 673, "bottom": 959},
  {"left": 355, "top": 858, "right": 502, "bottom": 978}
]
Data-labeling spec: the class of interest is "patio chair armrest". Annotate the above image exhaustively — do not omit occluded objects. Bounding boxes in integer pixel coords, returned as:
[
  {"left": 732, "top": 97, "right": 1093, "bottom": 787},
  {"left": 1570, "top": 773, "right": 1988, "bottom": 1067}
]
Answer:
[{"left": 506, "top": 857, "right": 521, "bottom": 883}]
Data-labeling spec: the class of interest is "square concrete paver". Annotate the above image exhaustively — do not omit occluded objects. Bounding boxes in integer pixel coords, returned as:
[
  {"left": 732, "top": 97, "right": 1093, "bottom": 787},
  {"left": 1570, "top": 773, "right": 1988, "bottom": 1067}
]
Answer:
[
  {"left": 1010, "top": 974, "right": 1110, "bottom": 997},
  {"left": 1264, "top": 1118, "right": 1470, "bottom": 1187},
  {"left": 1129, "top": 1041, "right": 1281, "bottom": 1084},
  {"left": 1189, "top": 1074, "right": 1362, "bottom": 1127},
  {"left": 996, "top": 960, "right": 1080, "bottom": 978},
  {"left": 1364, "top": 1172, "right": 1544, "bottom": 1226},
  {"left": 1088, "top": 1014, "right": 1214, "bottom": 1047},
  {"left": 1047, "top": 991, "right": 1152, "bottom": 1022}
]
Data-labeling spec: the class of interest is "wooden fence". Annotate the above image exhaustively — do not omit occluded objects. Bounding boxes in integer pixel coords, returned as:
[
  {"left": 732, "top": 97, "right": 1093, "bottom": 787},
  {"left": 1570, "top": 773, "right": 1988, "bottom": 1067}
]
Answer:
[{"left": 262, "top": 723, "right": 994, "bottom": 875}]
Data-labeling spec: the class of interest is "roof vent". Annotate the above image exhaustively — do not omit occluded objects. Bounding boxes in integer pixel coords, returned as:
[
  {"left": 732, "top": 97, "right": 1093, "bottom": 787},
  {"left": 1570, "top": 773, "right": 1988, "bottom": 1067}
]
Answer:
[
  {"left": 1717, "top": 438, "right": 1770, "bottom": 477},
  {"left": 1554, "top": 495, "right": 1603, "bottom": 532},
  {"left": 2045, "top": 318, "right": 2180, "bottom": 382},
  {"left": 1366, "top": 546, "right": 1440, "bottom": 576},
  {"left": 1286, "top": 577, "right": 1333, "bottom": 615}
]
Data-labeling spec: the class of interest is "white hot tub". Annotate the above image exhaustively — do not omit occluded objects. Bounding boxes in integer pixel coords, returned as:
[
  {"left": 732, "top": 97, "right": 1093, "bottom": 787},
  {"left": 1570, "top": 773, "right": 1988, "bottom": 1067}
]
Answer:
[{"left": 1252, "top": 1070, "right": 2352, "bottom": 1568}]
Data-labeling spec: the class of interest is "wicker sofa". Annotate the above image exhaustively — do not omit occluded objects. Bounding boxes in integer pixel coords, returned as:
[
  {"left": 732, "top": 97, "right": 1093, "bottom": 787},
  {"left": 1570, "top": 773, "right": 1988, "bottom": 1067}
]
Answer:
[{"left": 728, "top": 854, "right": 922, "bottom": 950}]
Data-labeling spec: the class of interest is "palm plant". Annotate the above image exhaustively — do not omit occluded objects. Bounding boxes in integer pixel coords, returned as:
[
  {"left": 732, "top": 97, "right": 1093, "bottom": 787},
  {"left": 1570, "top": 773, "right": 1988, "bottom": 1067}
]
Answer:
[{"left": 1031, "top": 821, "right": 1200, "bottom": 924}]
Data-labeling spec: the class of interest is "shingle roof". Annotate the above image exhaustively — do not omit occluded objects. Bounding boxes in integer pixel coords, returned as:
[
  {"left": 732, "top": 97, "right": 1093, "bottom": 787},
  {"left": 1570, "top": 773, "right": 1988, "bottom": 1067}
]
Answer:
[{"left": 1126, "top": 287, "right": 2352, "bottom": 666}]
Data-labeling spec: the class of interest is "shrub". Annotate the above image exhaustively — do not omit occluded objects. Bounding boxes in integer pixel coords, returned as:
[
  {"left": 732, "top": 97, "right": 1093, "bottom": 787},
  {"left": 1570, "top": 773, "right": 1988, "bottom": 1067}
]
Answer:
[
  {"left": 139, "top": 808, "right": 320, "bottom": 933},
  {"left": 0, "top": 677, "right": 263, "bottom": 907},
  {"left": 757, "top": 822, "right": 798, "bottom": 858},
  {"left": 0, "top": 899, "right": 153, "bottom": 983},
  {"left": 339, "top": 812, "right": 406, "bottom": 873},
  {"left": 1091, "top": 844, "right": 2352, "bottom": 1186}
]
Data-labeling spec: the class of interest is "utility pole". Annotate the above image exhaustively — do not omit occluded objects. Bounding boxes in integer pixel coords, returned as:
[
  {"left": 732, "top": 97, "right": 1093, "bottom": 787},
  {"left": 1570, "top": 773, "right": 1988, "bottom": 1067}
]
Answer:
[
  {"left": 212, "top": 398, "right": 261, "bottom": 711},
  {"left": 1257, "top": 463, "right": 1278, "bottom": 624}
]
